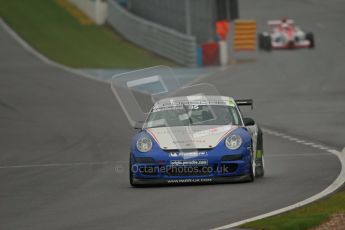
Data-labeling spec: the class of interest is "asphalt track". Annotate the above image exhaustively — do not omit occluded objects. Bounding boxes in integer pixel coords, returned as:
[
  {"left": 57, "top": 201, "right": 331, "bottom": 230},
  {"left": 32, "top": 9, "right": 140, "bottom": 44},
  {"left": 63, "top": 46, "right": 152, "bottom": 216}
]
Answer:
[{"left": 0, "top": 0, "right": 344, "bottom": 229}]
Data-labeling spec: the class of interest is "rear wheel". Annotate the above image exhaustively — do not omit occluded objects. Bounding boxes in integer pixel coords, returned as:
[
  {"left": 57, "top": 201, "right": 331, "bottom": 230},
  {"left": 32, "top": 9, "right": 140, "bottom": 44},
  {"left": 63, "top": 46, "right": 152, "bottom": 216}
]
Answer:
[
  {"left": 255, "top": 155, "right": 265, "bottom": 178},
  {"left": 258, "top": 33, "right": 271, "bottom": 51},
  {"left": 306, "top": 32, "right": 315, "bottom": 48},
  {"left": 255, "top": 127, "right": 265, "bottom": 178},
  {"left": 258, "top": 33, "right": 264, "bottom": 50}
]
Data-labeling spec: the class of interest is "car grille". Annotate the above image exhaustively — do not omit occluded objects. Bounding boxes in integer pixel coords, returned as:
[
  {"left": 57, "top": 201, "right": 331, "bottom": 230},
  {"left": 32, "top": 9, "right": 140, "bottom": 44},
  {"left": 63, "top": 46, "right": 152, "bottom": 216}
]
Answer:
[
  {"left": 134, "top": 157, "right": 155, "bottom": 164},
  {"left": 221, "top": 154, "right": 243, "bottom": 161}
]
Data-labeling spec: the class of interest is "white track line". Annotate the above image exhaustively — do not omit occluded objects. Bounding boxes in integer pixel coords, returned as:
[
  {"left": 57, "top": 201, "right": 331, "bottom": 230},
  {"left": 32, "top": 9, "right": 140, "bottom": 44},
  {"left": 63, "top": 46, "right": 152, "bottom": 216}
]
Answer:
[
  {"left": 0, "top": 161, "right": 128, "bottom": 169},
  {"left": 0, "top": 18, "right": 105, "bottom": 83},
  {"left": 211, "top": 128, "right": 345, "bottom": 230},
  {"left": 262, "top": 128, "right": 338, "bottom": 154},
  {"left": 266, "top": 153, "right": 331, "bottom": 157}
]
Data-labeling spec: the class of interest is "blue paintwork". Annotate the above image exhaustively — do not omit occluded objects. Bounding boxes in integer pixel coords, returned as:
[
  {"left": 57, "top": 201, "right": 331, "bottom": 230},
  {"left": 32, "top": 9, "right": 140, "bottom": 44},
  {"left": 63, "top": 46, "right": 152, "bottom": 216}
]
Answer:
[{"left": 130, "top": 127, "right": 252, "bottom": 182}]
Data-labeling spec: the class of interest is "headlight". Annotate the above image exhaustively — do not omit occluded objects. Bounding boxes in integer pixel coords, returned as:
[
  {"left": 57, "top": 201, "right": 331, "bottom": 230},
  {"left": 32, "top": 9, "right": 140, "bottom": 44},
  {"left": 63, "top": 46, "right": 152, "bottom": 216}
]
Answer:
[
  {"left": 225, "top": 135, "right": 242, "bottom": 150},
  {"left": 136, "top": 135, "right": 152, "bottom": 152}
]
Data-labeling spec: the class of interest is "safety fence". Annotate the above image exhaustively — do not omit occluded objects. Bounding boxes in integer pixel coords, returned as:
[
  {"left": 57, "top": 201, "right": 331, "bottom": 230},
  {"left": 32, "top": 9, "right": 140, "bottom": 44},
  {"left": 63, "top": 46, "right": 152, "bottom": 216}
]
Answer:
[{"left": 107, "top": 1, "right": 197, "bottom": 66}]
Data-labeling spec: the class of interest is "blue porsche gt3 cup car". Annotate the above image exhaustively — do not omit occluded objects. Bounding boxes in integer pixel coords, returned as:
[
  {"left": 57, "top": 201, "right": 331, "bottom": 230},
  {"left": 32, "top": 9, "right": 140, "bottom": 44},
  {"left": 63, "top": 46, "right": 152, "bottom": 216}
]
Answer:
[{"left": 129, "top": 96, "right": 264, "bottom": 186}]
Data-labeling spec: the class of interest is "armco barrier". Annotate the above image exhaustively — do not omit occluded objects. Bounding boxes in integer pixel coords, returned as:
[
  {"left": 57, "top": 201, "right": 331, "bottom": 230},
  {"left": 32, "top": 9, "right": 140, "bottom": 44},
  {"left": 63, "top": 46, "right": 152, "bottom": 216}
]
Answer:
[
  {"left": 107, "top": 1, "right": 197, "bottom": 66},
  {"left": 233, "top": 20, "right": 256, "bottom": 51},
  {"left": 68, "top": 0, "right": 108, "bottom": 25}
]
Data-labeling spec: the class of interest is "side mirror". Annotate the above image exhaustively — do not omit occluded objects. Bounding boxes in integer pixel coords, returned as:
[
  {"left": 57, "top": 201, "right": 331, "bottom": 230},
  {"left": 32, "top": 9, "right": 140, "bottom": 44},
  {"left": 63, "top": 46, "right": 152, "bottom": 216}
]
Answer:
[{"left": 243, "top": 117, "right": 255, "bottom": 126}]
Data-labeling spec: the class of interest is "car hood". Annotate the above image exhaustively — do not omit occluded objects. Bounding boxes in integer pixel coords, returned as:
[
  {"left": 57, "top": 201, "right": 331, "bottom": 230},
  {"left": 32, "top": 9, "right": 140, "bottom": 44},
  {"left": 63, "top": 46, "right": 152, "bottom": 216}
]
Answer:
[{"left": 146, "top": 125, "right": 238, "bottom": 150}]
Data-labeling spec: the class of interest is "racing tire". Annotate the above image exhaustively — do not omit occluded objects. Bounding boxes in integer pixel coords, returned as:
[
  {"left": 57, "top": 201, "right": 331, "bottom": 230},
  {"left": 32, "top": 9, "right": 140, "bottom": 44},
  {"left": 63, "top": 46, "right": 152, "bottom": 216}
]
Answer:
[
  {"left": 306, "top": 32, "right": 315, "bottom": 48},
  {"left": 244, "top": 145, "right": 255, "bottom": 182},
  {"left": 263, "top": 35, "right": 272, "bottom": 51},
  {"left": 258, "top": 33, "right": 264, "bottom": 50},
  {"left": 247, "top": 155, "right": 255, "bottom": 182},
  {"left": 255, "top": 127, "right": 265, "bottom": 178},
  {"left": 255, "top": 156, "right": 265, "bottom": 178}
]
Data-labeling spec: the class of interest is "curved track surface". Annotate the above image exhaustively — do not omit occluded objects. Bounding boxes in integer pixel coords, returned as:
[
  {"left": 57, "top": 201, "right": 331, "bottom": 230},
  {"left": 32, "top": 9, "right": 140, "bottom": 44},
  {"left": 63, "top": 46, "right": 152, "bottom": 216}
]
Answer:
[{"left": 0, "top": 0, "right": 344, "bottom": 229}]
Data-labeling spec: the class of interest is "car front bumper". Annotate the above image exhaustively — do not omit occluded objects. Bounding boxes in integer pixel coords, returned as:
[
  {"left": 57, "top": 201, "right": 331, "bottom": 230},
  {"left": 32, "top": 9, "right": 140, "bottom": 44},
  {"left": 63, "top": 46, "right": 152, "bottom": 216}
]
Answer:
[{"left": 132, "top": 174, "right": 251, "bottom": 185}]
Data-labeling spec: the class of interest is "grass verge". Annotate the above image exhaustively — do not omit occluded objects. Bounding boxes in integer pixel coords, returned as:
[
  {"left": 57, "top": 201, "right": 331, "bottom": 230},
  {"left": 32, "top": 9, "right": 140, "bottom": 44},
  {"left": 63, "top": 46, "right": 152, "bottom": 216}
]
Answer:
[
  {"left": 242, "top": 189, "right": 345, "bottom": 230},
  {"left": 0, "top": 0, "right": 175, "bottom": 68}
]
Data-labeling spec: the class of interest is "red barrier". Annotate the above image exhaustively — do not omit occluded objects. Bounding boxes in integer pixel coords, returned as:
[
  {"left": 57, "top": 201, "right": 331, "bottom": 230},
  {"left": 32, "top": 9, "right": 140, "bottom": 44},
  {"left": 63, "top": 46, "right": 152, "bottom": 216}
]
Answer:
[{"left": 201, "top": 42, "right": 219, "bottom": 66}]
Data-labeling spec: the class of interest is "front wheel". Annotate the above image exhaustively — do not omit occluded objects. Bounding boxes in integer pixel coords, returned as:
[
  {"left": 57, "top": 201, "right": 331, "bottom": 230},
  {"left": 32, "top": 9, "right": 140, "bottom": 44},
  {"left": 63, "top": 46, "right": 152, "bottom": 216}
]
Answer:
[
  {"left": 246, "top": 154, "right": 255, "bottom": 182},
  {"left": 306, "top": 32, "right": 315, "bottom": 48}
]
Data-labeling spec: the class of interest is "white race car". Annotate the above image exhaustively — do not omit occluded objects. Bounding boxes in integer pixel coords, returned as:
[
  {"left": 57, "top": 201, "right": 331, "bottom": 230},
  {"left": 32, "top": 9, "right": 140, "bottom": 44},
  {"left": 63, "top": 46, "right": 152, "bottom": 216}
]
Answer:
[{"left": 258, "top": 18, "right": 315, "bottom": 51}]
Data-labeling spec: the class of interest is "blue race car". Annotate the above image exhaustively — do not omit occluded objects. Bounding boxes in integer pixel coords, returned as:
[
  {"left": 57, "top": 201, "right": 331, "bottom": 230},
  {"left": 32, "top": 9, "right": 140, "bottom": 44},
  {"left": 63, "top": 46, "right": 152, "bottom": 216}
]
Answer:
[{"left": 129, "top": 95, "right": 264, "bottom": 186}]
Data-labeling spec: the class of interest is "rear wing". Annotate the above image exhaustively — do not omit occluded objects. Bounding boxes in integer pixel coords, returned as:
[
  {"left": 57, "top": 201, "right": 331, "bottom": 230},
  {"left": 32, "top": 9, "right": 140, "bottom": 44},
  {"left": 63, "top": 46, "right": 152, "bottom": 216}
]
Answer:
[
  {"left": 235, "top": 99, "right": 253, "bottom": 110},
  {"left": 267, "top": 19, "right": 294, "bottom": 26}
]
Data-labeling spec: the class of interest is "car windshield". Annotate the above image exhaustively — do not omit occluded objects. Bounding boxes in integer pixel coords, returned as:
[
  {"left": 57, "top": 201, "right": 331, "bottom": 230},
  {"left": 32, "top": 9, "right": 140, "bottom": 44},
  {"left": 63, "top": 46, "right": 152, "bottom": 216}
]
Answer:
[{"left": 144, "top": 103, "right": 242, "bottom": 128}]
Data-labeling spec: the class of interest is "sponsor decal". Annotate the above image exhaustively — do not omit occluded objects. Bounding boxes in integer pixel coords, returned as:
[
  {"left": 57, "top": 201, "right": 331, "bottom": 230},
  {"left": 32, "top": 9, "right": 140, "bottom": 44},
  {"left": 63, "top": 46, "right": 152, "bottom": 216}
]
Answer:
[
  {"left": 152, "top": 100, "right": 235, "bottom": 112},
  {"left": 170, "top": 159, "right": 208, "bottom": 166},
  {"left": 256, "top": 150, "right": 264, "bottom": 159},
  {"left": 169, "top": 151, "right": 208, "bottom": 159},
  {"left": 167, "top": 178, "right": 213, "bottom": 183},
  {"left": 152, "top": 105, "right": 183, "bottom": 112},
  {"left": 198, "top": 151, "right": 207, "bottom": 156},
  {"left": 193, "top": 125, "right": 233, "bottom": 138},
  {"left": 172, "top": 140, "right": 206, "bottom": 144}
]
